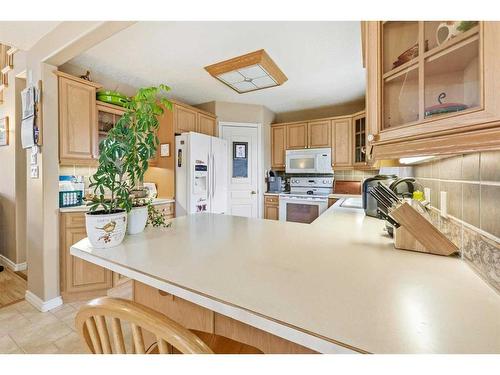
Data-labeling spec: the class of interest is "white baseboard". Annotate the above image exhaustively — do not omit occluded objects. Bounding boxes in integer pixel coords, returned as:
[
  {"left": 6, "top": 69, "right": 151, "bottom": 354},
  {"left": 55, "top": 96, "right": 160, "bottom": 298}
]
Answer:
[
  {"left": 0, "top": 254, "right": 27, "bottom": 271},
  {"left": 25, "top": 290, "right": 63, "bottom": 312}
]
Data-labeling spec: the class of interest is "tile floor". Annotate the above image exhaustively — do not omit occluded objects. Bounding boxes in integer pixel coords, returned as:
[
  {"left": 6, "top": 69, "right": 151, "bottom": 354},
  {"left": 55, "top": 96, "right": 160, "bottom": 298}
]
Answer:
[{"left": 0, "top": 299, "right": 88, "bottom": 354}]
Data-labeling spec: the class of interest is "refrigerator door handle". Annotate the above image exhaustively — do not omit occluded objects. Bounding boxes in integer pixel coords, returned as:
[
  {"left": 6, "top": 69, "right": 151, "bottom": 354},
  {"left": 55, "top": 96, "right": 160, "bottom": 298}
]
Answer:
[
  {"left": 212, "top": 153, "right": 216, "bottom": 198},
  {"left": 207, "top": 152, "right": 211, "bottom": 199}
]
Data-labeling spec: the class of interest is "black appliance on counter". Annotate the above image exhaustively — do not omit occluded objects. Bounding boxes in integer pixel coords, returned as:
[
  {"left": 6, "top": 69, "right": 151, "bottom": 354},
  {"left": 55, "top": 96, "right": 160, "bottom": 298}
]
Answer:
[{"left": 362, "top": 175, "right": 397, "bottom": 217}]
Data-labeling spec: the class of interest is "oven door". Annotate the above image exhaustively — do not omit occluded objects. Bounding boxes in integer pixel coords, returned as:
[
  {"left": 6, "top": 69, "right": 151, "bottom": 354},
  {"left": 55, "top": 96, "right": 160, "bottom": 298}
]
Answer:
[{"left": 279, "top": 196, "right": 328, "bottom": 224}]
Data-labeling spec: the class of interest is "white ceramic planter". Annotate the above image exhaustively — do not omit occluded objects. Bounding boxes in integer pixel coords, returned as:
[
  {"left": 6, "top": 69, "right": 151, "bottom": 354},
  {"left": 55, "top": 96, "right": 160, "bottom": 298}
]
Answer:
[
  {"left": 85, "top": 210, "right": 127, "bottom": 249},
  {"left": 127, "top": 206, "right": 148, "bottom": 235}
]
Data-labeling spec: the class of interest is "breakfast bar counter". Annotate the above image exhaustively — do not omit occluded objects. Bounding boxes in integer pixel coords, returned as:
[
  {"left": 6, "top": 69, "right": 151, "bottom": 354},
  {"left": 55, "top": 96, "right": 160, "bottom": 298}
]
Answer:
[{"left": 70, "top": 200, "right": 500, "bottom": 354}]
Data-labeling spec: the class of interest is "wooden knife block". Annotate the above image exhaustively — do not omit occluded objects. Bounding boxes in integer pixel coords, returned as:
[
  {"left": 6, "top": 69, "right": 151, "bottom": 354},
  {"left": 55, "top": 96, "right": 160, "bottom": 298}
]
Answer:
[{"left": 390, "top": 202, "right": 458, "bottom": 256}]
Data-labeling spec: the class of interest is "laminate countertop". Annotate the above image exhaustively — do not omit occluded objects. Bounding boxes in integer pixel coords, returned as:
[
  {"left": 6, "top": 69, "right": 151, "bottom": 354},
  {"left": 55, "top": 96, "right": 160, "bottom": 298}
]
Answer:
[
  {"left": 59, "top": 198, "right": 175, "bottom": 213},
  {"left": 70, "top": 199, "right": 500, "bottom": 354}
]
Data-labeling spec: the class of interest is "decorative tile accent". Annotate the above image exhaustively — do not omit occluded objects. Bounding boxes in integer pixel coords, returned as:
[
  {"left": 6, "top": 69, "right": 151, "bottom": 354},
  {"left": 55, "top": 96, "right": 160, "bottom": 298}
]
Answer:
[
  {"left": 462, "top": 226, "right": 500, "bottom": 292},
  {"left": 438, "top": 215, "right": 463, "bottom": 250}
]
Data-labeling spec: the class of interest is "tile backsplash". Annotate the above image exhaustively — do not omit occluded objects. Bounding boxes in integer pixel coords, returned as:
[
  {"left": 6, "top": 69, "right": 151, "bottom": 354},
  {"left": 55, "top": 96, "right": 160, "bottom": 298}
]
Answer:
[
  {"left": 414, "top": 150, "right": 500, "bottom": 292},
  {"left": 333, "top": 169, "right": 379, "bottom": 182},
  {"left": 59, "top": 165, "right": 98, "bottom": 190}
]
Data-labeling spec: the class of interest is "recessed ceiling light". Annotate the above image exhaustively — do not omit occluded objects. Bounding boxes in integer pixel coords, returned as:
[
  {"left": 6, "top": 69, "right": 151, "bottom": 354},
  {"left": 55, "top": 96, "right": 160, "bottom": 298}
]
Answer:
[{"left": 204, "top": 49, "right": 287, "bottom": 94}]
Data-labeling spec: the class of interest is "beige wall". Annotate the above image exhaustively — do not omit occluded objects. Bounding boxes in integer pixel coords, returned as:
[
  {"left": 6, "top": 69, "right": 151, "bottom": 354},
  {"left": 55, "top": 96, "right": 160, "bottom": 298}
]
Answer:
[
  {"left": 0, "top": 51, "right": 27, "bottom": 266},
  {"left": 274, "top": 98, "right": 365, "bottom": 123}
]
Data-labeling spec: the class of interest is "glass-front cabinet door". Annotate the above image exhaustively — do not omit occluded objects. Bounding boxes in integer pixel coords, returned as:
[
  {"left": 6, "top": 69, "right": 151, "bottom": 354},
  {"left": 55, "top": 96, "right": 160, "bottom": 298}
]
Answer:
[
  {"left": 96, "top": 102, "right": 125, "bottom": 157},
  {"left": 381, "top": 21, "right": 480, "bottom": 131},
  {"left": 353, "top": 113, "right": 367, "bottom": 165}
]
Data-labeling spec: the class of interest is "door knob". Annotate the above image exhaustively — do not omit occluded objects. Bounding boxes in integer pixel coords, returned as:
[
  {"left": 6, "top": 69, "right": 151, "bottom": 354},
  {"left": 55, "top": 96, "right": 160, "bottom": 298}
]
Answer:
[{"left": 251, "top": 191, "right": 257, "bottom": 195}]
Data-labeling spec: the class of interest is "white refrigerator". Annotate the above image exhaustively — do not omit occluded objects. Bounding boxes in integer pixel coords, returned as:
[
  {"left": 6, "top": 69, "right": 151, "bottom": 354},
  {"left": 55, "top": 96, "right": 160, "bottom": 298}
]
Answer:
[{"left": 175, "top": 132, "right": 228, "bottom": 216}]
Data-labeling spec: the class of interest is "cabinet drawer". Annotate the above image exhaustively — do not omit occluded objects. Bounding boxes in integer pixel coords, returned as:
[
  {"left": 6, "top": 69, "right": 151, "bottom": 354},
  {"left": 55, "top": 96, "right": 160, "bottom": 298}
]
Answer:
[
  {"left": 63, "top": 212, "right": 86, "bottom": 228},
  {"left": 264, "top": 196, "right": 279, "bottom": 205},
  {"left": 155, "top": 202, "right": 175, "bottom": 216}
]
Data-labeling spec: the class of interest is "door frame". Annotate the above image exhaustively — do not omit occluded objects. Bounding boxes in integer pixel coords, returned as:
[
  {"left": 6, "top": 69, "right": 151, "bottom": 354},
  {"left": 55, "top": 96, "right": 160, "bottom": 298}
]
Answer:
[{"left": 219, "top": 121, "right": 263, "bottom": 218}]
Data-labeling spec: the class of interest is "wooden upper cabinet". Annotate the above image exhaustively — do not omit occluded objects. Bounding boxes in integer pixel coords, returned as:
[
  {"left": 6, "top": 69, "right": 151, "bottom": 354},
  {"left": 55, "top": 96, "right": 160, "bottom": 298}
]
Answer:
[
  {"left": 271, "top": 125, "right": 286, "bottom": 170},
  {"left": 331, "top": 118, "right": 353, "bottom": 167},
  {"left": 174, "top": 105, "right": 197, "bottom": 134},
  {"left": 308, "top": 120, "right": 331, "bottom": 148},
  {"left": 58, "top": 74, "right": 99, "bottom": 164},
  {"left": 366, "top": 21, "right": 500, "bottom": 159},
  {"left": 197, "top": 113, "right": 217, "bottom": 136},
  {"left": 286, "top": 122, "right": 308, "bottom": 149}
]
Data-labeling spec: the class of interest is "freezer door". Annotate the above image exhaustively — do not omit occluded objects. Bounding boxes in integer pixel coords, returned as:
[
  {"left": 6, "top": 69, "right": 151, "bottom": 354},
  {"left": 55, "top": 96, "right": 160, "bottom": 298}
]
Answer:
[
  {"left": 189, "top": 132, "right": 212, "bottom": 214},
  {"left": 175, "top": 134, "right": 188, "bottom": 217},
  {"left": 210, "top": 137, "right": 228, "bottom": 214},
  {"left": 176, "top": 132, "right": 212, "bottom": 216}
]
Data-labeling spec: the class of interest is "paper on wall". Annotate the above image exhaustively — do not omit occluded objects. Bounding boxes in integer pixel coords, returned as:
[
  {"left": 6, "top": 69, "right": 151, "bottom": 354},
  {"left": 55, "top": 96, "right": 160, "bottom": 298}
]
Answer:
[{"left": 21, "top": 116, "right": 35, "bottom": 149}]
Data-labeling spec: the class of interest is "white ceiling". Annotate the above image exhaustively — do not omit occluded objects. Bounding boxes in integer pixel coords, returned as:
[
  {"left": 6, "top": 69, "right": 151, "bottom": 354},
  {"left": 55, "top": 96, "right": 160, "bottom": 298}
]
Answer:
[
  {"left": 0, "top": 21, "right": 61, "bottom": 50},
  {"left": 69, "top": 21, "right": 365, "bottom": 113}
]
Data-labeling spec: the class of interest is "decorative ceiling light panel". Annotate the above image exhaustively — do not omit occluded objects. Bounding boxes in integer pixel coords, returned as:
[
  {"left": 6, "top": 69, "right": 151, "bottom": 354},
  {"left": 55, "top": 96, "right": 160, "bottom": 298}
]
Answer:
[{"left": 204, "top": 49, "right": 287, "bottom": 94}]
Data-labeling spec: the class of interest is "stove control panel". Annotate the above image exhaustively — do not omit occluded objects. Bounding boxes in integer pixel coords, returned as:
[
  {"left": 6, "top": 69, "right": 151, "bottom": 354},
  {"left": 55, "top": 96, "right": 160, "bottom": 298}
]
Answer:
[{"left": 289, "top": 177, "right": 333, "bottom": 188}]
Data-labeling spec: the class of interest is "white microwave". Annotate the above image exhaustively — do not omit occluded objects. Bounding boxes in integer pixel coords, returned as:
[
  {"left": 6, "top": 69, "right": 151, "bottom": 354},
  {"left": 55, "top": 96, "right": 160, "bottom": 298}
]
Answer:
[{"left": 285, "top": 148, "right": 333, "bottom": 174}]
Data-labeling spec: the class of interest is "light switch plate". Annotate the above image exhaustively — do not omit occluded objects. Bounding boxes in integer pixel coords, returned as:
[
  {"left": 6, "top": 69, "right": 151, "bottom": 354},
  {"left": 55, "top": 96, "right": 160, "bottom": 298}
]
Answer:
[
  {"left": 160, "top": 143, "right": 170, "bottom": 157},
  {"left": 440, "top": 191, "right": 447, "bottom": 218}
]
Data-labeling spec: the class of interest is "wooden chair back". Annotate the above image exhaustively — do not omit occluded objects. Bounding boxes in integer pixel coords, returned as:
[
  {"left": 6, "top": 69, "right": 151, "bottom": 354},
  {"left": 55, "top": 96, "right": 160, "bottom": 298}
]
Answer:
[{"left": 75, "top": 297, "right": 213, "bottom": 354}]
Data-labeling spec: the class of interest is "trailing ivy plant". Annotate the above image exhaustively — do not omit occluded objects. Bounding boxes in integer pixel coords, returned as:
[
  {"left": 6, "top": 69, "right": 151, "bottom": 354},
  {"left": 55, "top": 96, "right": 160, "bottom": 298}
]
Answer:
[
  {"left": 88, "top": 85, "right": 172, "bottom": 214},
  {"left": 146, "top": 203, "right": 172, "bottom": 228}
]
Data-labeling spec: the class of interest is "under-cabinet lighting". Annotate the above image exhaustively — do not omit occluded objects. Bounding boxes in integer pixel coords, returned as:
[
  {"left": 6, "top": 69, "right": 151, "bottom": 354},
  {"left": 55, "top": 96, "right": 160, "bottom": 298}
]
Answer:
[
  {"left": 204, "top": 49, "right": 287, "bottom": 94},
  {"left": 399, "top": 156, "right": 436, "bottom": 165}
]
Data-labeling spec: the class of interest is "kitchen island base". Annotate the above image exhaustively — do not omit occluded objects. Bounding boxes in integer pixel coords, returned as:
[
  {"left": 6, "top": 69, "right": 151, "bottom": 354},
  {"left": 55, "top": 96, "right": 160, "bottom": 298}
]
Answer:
[{"left": 134, "top": 281, "right": 316, "bottom": 354}]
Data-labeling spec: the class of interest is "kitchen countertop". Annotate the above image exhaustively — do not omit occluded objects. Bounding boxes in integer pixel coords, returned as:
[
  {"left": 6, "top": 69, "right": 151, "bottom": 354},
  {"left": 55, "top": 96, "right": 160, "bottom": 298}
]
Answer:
[
  {"left": 70, "top": 199, "right": 500, "bottom": 353},
  {"left": 59, "top": 198, "right": 175, "bottom": 213},
  {"left": 264, "top": 192, "right": 361, "bottom": 200}
]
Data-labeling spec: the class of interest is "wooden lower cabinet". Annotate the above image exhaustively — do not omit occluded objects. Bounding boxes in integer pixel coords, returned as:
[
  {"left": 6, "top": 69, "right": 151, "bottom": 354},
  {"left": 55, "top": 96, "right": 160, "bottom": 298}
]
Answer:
[
  {"left": 60, "top": 212, "right": 113, "bottom": 301},
  {"left": 155, "top": 202, "right": 175, "bottom": 219},
  {"left": 328, "top": 198, "right": 339, "bottom": 208},
  {"left": 264, "top": 195, "right": 279, "bottom": 220},
  {"left": 133, "top": 281, "right": 315, "bottom": 354}
]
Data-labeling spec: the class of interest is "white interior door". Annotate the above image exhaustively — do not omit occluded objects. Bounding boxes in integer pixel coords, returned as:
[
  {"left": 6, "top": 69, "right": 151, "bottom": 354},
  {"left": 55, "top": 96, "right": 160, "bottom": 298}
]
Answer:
[{"left": 219, "top": 125, "right": 259, "bottom": 218}]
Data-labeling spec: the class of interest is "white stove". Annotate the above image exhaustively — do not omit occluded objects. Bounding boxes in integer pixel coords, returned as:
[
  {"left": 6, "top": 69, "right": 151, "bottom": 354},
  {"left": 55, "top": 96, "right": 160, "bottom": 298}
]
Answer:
[{"left": 279, "top": 177, "right": 333, "bottom": 224}]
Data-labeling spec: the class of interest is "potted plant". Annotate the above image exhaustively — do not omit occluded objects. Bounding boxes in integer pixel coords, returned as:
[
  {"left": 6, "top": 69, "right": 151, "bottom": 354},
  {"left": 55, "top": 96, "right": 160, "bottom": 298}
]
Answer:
[{"left": 86, "top": 85, "right": 172, "bottom": 248}]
